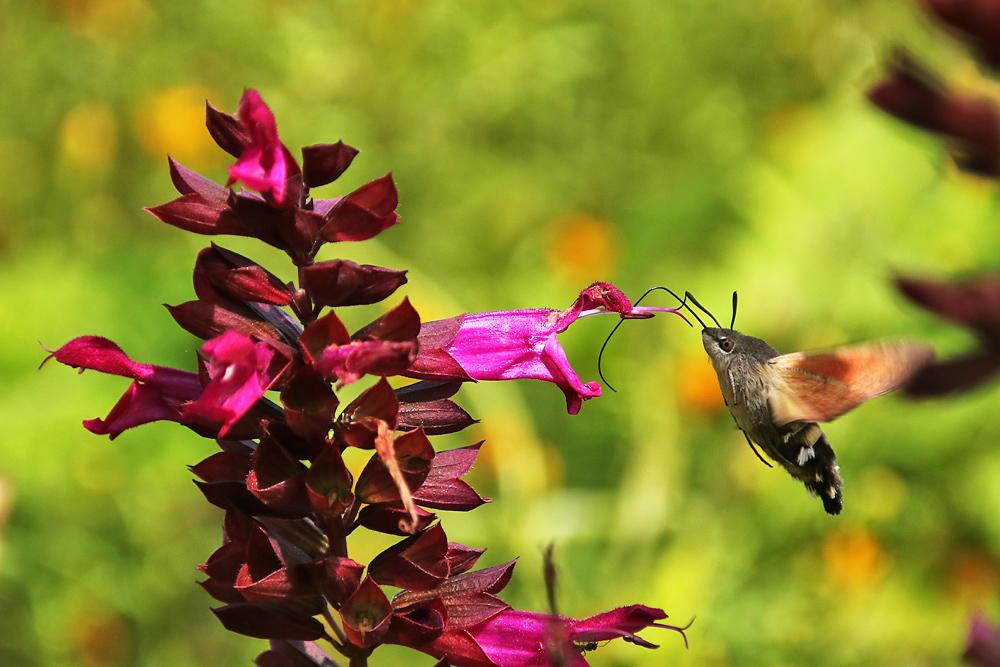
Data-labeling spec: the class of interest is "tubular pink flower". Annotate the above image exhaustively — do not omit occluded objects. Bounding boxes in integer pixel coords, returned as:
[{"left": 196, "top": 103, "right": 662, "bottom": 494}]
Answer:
[
  {"left": 45, "top": 336, "right": 203, "bottom": 438},
  {"left": 226, "top": 89, "right": 298, "bottom": 206},
  {"left": 421, "top": 604, "right": 688, "bottom": 667},
  {"left": 409, "top": 282, "right": 683, "bottom": 415},
  {"left": 184, "top": 330, "right": 284, "bottom": 436},
  {"left": 447, "top": 308, "right": 603, "bottom": 415}
]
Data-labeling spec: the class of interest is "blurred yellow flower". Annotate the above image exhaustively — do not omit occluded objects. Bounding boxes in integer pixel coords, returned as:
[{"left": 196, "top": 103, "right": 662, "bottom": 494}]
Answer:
[
  {"left": 59, "top": 101, "right": 118, "bottom": 173},
  {"left": 823, "top": 524, "right": 890, "bottom": 590},
  {"left": 134, "top": 85, "right": 225, "bottom": 169},
  {"left": 60, "top": 0, "right": 150, "bottom": 41},
  {"left": 546, "top": 212, "right": 621, "bottom": 283}
]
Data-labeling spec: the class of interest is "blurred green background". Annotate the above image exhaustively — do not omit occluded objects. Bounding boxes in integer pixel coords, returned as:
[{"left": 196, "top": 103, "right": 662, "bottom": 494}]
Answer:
[{"left": 3, "top": 0, "right": 1000, "bottom": 665}]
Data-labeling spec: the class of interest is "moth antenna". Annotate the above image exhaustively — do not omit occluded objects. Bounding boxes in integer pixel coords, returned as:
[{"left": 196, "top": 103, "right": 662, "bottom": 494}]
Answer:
[
  {"left": 730, "top": 291, "right": 738, "bottom": 330},
  {"left": 685, "top": 291, "right": 723, "bottom": 329},
  {"left": 597, "top": 286, "right": 697, "bottom": 392}
]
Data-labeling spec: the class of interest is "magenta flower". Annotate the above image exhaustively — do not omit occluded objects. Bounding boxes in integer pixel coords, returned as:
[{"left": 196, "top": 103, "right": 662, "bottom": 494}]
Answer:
[
  {"left": 225, "top": 89, "right": 300, "bottom": 207},
  {"left": 46, "top": 331, "right": 288, "bottom": 439},
  {"left": 420, "top": 604, "right": 688, "bottom": 667},
  {"left": 44, "top": 336, "right": 203, "bottom": 438},
  {"left": 407, "top": 281, "right": 682, "bottom": 415},
  {"left": 184, "top": 330, "right": 287, "bottom": 436}
]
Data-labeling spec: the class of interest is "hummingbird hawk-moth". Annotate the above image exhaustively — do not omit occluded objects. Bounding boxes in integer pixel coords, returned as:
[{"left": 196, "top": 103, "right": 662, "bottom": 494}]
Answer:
[
  {"left": 598, "top": 288, "right": 933, "bottom": 514},
  {"left": 688, "top": 291, "right": 932, "bottom": 515}
]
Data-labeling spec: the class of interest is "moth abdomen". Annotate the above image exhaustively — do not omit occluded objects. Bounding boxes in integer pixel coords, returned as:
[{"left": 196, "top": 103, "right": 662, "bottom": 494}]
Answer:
[{"left": 781, "top": 423, "right": 843, "bottom": 515}]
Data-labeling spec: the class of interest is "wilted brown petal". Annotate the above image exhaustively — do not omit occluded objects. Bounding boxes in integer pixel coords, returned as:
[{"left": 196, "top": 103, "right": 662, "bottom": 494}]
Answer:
[
  {"left": 356, "top": 503, "right": 438, "bottom": 536},
  {"left": 373, "top": 420, "right": 422, "bottom": 534},
  {"left": 355, "top": 428, "right": 434, "bottom": 505}
]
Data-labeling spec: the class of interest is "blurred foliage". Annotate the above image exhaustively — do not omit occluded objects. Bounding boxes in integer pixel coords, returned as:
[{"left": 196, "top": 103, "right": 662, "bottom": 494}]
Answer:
[{"left": 2, "top": 0, "right": 999, "bottom": 665}]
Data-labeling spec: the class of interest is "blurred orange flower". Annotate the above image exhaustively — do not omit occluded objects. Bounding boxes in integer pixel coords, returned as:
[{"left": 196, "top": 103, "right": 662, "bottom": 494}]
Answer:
[
  {"left": 822, "top": 524, "right": 890, "bottom": 590},
  {"left": 547, "top": 212, "right": 621, "bottom": 283},
  {"left": 675, "top": 354, "right": 725, "bottom": 415}
]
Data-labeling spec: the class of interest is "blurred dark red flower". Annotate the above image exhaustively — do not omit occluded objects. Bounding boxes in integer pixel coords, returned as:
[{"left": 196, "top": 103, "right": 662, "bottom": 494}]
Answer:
[
  {"left": 921, "top": 0, "right": 1000, "bottom": 70},
  {"left": 965, "top": 612, "right": 1000, "bottom": 666},
  {"left": 897, "top": 275, "right": 1000, "bottom": 394},
  {"left": 868, "top": 53, "right": 1000, "bottom": 176}
]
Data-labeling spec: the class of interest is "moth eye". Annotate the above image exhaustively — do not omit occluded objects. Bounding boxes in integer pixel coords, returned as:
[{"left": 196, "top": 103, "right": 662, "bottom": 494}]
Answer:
[{"left": 720, "top": 338, "right": 735, "bottom": 353}]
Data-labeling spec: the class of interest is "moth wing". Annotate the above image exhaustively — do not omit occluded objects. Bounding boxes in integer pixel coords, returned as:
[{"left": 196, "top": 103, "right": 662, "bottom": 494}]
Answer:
[{"left": 766, "top": 339, "right": 933, "bottom": 426}]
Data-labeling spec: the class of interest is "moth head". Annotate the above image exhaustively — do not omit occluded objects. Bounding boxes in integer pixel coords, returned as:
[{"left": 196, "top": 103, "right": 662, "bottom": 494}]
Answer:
[{"left": 702, "top": 327, "right": 742, "bottom": 364}]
